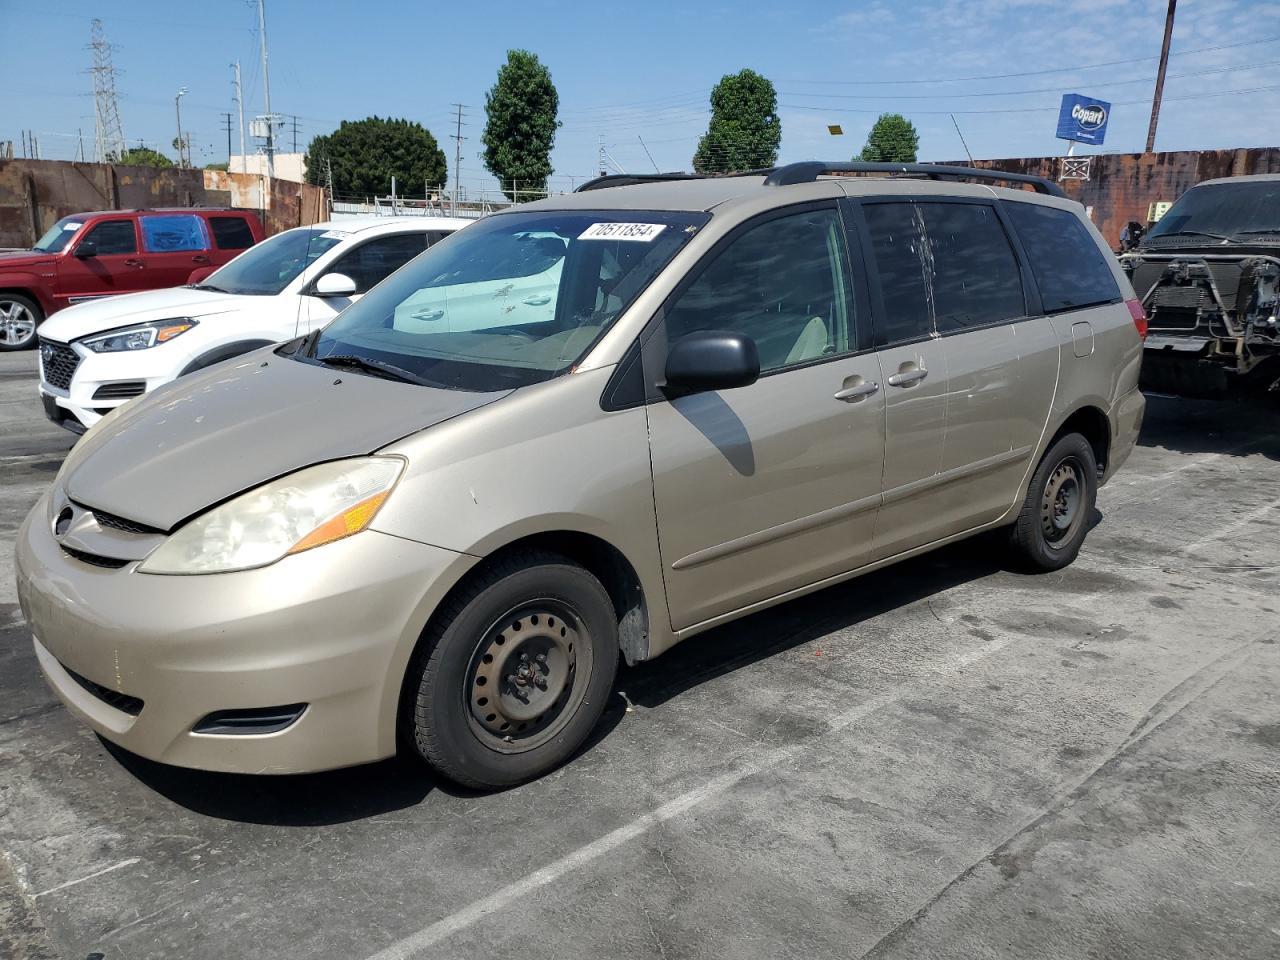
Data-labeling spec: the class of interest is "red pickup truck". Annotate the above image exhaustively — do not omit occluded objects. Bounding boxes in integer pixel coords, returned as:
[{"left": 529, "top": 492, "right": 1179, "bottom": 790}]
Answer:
[{"left": 0, "top": 207, "right": 265, "bottom": 350}]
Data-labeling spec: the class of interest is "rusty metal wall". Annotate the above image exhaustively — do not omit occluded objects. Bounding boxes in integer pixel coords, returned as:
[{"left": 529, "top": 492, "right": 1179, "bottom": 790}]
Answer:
[
  {"left": 945, "top": 148, "right": 1280, "bottom": 250},
  {"left": 0, "top": 159, "right": 328, "bottom": 248}
]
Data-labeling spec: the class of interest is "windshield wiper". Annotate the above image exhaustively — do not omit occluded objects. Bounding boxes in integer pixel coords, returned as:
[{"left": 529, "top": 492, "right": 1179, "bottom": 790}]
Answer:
[
  {"left": 1233, "top": 229, "right": 1280, "bottom": 238},
  {"left": 315, "top": 353, "right": 438, "bottom": 387},
  {"left": 189, "top": 282, "right": 230, "bottom": 293},
  {"left": 1147, "top": 229, "right": 1233, "bottom": 242}
]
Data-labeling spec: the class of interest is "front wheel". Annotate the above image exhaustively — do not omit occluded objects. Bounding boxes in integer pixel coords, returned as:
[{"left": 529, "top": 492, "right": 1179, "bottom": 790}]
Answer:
[
  {"left": 0, "top": 293, "right": 42, "bottom": 351},
  {"left": 407, "top": 551, "right": 619, "bottom": 789},
  {"left": 1008, "top": 433, "right": 1098, "bottom": 571}
]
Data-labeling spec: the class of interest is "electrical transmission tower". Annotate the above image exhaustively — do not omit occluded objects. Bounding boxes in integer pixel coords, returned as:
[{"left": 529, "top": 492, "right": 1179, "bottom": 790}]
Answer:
[{"left": 88, "top": 19, "right": 126, "bottom": 162}]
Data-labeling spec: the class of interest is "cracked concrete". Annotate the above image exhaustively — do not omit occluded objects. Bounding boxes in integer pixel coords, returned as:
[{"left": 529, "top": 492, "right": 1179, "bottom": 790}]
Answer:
[{"left": 1, "top": 349, "right": 1278, "bottom": 960}]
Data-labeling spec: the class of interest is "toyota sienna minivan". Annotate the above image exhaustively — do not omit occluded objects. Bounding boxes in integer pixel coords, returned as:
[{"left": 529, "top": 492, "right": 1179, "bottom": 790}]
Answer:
[{"left": 15, "top": 162, "right": 1146, "bottom": 789}]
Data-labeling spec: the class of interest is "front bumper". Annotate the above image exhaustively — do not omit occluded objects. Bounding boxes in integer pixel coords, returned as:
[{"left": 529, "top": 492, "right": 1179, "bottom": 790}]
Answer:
[
  {"left": 38, "top": 338, "right": 185, "bottom": 432},
  {"left": 15, "top": 494, "right": 476, "bottom": 773}
]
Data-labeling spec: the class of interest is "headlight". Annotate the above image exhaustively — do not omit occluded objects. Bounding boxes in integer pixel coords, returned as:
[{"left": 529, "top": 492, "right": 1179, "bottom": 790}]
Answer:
[
  {"left": 81, "top": 318, "right": 197, "bottom": 353},
  {"left": 139, "top": 457, "right": 404, "bottom": 575}
]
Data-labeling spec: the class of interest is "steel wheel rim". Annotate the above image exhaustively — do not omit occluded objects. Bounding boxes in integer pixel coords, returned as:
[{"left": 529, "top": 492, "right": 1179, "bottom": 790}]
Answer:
[
  {"left": 464, "top": 599, "right": 592, "bottom": 754},
  {"left": 0, "top": 301, "right": 36, "bottom": 346},
  {"left": 1040, "top": 456, "right": 1084, "bottom": 547}
]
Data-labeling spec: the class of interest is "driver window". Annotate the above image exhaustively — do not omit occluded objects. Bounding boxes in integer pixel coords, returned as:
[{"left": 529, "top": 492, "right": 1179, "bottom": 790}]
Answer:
[
  {"left": 663, "top": 208, "right": 855, "bottom": 373},
  {"left": 326, "top": 233, "right": 429, "bottom": 294},
  {"left": 80, "top": 220, "right": 137, "bottom": 256}
]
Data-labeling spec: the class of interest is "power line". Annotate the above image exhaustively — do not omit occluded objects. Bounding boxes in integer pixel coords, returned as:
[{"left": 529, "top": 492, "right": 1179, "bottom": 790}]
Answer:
[{"left": 780, "top": 33, "right": 1280, "bottom": 85}]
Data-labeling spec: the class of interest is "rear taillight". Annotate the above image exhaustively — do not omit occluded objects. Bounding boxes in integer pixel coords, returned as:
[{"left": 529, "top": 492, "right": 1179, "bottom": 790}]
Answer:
[{"left": 1126, "top": 298, "right": 1148, "bottom": 340}]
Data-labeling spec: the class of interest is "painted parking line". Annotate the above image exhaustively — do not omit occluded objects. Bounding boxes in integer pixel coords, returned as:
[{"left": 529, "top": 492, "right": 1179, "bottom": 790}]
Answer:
[{"left": 362, "top": 634, "right": 1021, "bottom": 960}]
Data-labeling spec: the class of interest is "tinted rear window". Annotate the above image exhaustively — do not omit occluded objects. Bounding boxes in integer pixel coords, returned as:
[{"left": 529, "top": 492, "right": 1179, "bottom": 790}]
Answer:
[
  {"left": 863, "top": 202, "right": 933, "bottom": 346},
  {"left": 1005, "top": 202, "right": 1120, "bottom": 313},
  {"left": 209, "top": 216, "right": 255, "bottom": 250},
  {"left": 919, "top": 202, "right": 1025, "bottom": 333}
]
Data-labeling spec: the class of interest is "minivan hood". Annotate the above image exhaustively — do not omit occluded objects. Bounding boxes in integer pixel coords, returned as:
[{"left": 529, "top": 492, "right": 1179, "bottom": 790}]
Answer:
[
  {"left": 61, "top": 349, "right": 509, "bottom": 530},
  {"left": 39, "top": 286, "right": 251, "bottom": 343}
]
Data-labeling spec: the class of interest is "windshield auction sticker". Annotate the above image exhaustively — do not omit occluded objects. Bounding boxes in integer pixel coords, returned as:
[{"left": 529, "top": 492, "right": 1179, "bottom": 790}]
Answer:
[{"left": 578, "top": 222, "right": 667, "bottom": 242}]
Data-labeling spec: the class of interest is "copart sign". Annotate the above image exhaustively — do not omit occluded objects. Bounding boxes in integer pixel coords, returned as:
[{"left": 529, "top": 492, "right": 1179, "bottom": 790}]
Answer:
[{"left": 1056, "top": 93, "right": 1111, "bottom": 145}]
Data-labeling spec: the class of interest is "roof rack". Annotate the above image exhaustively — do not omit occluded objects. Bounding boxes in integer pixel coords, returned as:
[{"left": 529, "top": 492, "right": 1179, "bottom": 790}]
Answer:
[
  {"left": 762, "top": 162, "right": 1065, "bottom": 197},
  {"left": 574, "top": 168, "right": 774, "bottom": 193}
]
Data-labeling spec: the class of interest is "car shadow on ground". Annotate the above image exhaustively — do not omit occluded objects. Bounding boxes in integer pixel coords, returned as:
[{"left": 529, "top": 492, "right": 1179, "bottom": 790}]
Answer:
[
  {"left": 1138, "top": 394, "right": 1280, "bottom": 461},
  {"left": 620, "top": 536, "right": 1011, "bottom": 709}
]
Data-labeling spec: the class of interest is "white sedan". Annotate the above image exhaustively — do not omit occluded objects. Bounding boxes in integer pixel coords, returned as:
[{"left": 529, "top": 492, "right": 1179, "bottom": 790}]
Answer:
[{"left": 36, "top": 216, "right": 472, "bottom": 434}]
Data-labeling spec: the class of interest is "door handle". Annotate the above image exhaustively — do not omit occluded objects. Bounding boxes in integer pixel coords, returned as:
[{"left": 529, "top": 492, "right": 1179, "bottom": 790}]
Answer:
[
  {"left": 833, "top": 381, "right": 880, "bottom": 402},
  {"left": 124, "top": 258, "right": 144, "bottom": 268},
  {"left": 192, "top": 254, "right": 210, "bottom": 264},
  {"left": 521, "top": 293, "right": 551, "bottom": 306},
  {"left": 887, "top": 368, "right": 928, "bottom": 387},
  {"left": 412, "top": 307, "right": 445, "bottom": 322}
]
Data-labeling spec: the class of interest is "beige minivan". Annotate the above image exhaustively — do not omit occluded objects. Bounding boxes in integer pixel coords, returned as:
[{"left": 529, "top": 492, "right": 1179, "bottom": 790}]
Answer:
[{"left": 15, "top": 163, "right": 1146, "bottom": 789}]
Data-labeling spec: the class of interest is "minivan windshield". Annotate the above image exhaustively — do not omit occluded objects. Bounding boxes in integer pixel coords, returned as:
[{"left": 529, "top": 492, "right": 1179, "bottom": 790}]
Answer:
[
  {"left": 32, "top": 217, "right": 85, "bottom": 253},
  {"left": 196, "top": 227, "right": 345, "bottom": 295},
  {"left": 1145, "top": 180, "right": 1280, "bottom": 244},
  {"left": 303, "top": 210, "right": 707, "bottom": 391}
]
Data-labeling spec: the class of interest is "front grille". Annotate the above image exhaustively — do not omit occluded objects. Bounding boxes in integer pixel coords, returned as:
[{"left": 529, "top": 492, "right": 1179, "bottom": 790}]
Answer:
[
  {"left": 71, "top": 500, "right": 164, "bottom": 535},
  {"left": 92, "top": 381, "right": 146, "bottom": 401},
  {"left": 39, "top": 339, "right": 80, "bottom": 390},
  {"left": 62, "top": 663, "right": 144, "bottom": 716},
  {"left": 60, "top": 545, "right": 130, "bottom": 569}
]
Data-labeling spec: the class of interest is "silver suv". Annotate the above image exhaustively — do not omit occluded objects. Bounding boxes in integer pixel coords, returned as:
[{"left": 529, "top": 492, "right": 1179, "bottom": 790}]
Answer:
[{"left": 15, "top": 162, "right": 1146, "bottom": 789}]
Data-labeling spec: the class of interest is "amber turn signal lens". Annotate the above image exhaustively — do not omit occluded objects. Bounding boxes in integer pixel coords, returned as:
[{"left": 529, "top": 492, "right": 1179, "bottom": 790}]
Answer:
[{"left": 287, "top": 491, "right": 390, "bottom": 555}]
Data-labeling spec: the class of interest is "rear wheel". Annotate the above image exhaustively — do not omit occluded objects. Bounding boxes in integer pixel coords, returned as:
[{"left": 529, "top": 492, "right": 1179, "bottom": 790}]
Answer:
[
  {"left": 407, "top": 551, "right": 619, "bottom": 789},
  {"left": 0, "top": 294, "right": 41, "bottom": 351},
  {"left": 1008, "top": 433, "right": 1097, "bottom": 571}
]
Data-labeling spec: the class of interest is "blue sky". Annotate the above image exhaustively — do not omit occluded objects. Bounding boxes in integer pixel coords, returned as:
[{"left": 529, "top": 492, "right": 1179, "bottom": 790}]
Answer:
[{"left": 2, "top": 0, "right": 1278, "bottom": 198}]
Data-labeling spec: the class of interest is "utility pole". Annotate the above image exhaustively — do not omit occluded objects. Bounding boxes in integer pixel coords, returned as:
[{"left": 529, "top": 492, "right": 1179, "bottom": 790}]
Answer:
[
  {"left": 175, "top": 86, "right": 188, "bottom": 167},
  {"left": 257, "top": 0, "right": 275, "bottom": 178},
  {"left": 232, "top": 62, "right": 246, "bottom": 171},
  {"left": 1146, "top": 0, "right": 1177, "bottom": 154},
  {"left": 450, "top": 103, "right": 467, "bottom": 213},
  {"left": 288, "top": 115, "right": 300, "bottom": 154},
  {"left": 598, "top": 136, "right": 607, "bottom": 177},
  {"left": 221, "top": 113, "right": 233, "bottom": 167}
]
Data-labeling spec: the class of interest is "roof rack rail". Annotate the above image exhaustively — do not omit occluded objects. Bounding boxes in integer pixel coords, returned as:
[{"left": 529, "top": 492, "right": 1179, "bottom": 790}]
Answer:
[
  {"left": 574, "top": 169, "right": 774, "bottom": 193},
  {"left": 762, "top": 162, "right": 1065, "bottom": 198}
]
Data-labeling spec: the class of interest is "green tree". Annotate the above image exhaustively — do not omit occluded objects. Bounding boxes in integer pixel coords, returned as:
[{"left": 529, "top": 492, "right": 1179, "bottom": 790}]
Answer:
[
  {"left": 858, "top": 113, "right": 919, "bottom": 163},
  {"left": 114, "top": 146, "right": 174, "bottom": 168},
  {"left": 304, "top": 117, "right": 447, "bottom": 198},
  {"left": 204, "top": 162, "right": 229, "bottom": 172},
  {"left": 693, "top": 69, "right": 781, "bottom": 174},
  {"left": 482, "top": 50, "right": 560, "bottom": 201}
]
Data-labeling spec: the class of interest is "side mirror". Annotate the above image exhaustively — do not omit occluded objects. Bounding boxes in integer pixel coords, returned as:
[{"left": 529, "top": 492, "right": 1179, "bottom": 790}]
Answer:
[
  {"left": 74, "top": 240, "right": 98, "bottom": 259},
  {"left": 664, "top": 331, "right": 760, "bottom": 394},
  {"left": 313, "top": 272, "right": 357, "bottom": 297}
]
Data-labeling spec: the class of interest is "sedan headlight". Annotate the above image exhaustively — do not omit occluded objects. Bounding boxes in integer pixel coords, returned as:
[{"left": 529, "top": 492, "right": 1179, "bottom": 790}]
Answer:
[
  {"left": 140, "top": 457, "right": 404, "bottom": 575},
  {"left": 81, "top": 318, "right": 197, "bottom": 352}
]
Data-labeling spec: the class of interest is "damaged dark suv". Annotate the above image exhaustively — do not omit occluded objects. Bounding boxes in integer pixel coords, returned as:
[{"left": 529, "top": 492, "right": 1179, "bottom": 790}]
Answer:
[{"left": 1124, "top": 174, "right": 1280, "bottom": 398}]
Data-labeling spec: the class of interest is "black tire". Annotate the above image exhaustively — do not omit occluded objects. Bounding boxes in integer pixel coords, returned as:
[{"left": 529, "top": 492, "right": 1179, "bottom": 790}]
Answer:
[
  {"left": 1008, "top": 432, "right": 1097, "bottom": 572},
  {"left": 0, "top": 293, "right": 42, "bottom": 351},
  {"left": 407, "top": 550, "right": 619, "bottom": 789}
]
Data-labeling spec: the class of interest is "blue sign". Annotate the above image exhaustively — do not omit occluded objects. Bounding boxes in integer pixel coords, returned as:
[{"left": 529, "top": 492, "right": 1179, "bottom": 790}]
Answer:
[{"left": 1056, "top": 93, "right": 1111, "bottom": 145}]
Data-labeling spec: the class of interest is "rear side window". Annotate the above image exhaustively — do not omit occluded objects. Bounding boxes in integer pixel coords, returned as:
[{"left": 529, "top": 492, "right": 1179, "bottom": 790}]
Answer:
[
  {"left": 863, "top": 202, "right": 932, "bottom": 346},
  {"left": 664, "top": 207, "right": 855, "bottom": 373},
  {"left": 1004, "top": 202, "right": 1120, "bottom": 313},
  {"left": 209, "top": 216, "right": 255, "bottom": 250},
  {"left": 140, "top": 214, "right": 209, "bottom": 253},
  {"left": 80, "top": 220, "right": 136, "bottom": 256},
  {"left": 326, "top": 232, "right": 429, "bottom": 294},
  {"left": 918, "top": 202, "right": 1025, "bottom": 333}
]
